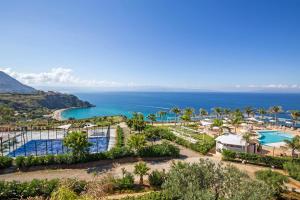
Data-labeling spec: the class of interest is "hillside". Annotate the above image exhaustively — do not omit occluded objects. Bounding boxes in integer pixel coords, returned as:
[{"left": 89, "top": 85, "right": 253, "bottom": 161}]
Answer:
[
  {"left": 0, "top": 71, "right": 37, "bottom": 94},
  {"left": 0, "top": 91, "right": 93, "bottom": 113},
  {"left": 0, "top": 71, "right": 93, "bottom": 117}
]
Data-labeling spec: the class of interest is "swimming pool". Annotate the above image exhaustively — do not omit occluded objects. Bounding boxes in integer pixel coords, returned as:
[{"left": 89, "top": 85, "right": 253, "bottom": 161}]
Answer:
[
  {"left": 7, "top": 137, "right": 108, "bottom": 157},
  {"left": 258, "top": 130, "right": 293, "bottom": 145}
]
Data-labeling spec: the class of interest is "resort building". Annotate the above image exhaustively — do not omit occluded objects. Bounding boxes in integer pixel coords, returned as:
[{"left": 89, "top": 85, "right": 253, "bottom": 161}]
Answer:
[{"left": 215, "top": 133, "right": 257, "bottom": 154}]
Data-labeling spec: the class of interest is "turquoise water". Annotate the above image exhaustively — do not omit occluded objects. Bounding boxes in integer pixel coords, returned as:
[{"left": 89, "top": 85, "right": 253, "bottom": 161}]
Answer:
[
  {"left": 61, "top": 92, "right": 300, "bottom": 120},
  {"left": 258, "top": 131, "right": 293, "bottom": 145}
]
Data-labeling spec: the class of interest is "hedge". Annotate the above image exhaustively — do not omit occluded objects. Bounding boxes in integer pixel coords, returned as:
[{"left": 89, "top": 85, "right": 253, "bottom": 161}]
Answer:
[
  {"left": 0, "top": 179, "right": 87, "bottom": 199},
  {"left": 283, "top": 162, "right": 300, "bottom": 181},
  {"left": 145, "top": 126, "right": 215, "bottom": 155},
  {"left": 13, "top": 142, "right": 180, "bottom": 170},
  {"left": 15, "top": 146, "right": 134, "bottom": 170},
  {"left": 0, "top": 156, "right": 13, "bottom": 169},
  {"left": 137, "top": 142, "right": 180, "bottom": 157},
  {"left": 116, "top": 125, "right": 125, "bottom": 147},
  {"left": 174, "top": 136, "right": 215, "bottom": 155},
  {"left": 221, "top": 150, "right": 300, "bottom": 169}
]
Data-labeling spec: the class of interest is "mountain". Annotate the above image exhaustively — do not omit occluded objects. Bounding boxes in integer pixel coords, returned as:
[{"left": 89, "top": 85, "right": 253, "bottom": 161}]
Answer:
[
  {"left": 0, "top": 71, "right": 93, "bottom": 117},
  {"left": 0, "top": 71, "right": 37, "bottom": 94}
]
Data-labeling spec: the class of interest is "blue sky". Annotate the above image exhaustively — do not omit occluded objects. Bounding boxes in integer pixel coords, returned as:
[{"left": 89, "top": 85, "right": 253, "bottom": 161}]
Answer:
[{"left": 0, "top": 0, "right": 300, "bottom": 92}]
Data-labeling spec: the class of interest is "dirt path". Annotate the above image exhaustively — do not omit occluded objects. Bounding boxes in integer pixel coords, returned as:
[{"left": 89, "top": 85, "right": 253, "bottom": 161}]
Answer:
[{"left": 1, "top": 128, "right": 300, "bottom": 192}]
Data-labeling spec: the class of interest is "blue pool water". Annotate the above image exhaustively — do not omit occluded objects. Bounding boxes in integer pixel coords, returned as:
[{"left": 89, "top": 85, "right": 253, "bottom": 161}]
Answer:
[
  {"left": 258, "top": 131, "right": 293, "bottom": 145},
  {"left": 62, "top": 92, "right": 300, "bottom": 120},
  {"left": 7, "top": 137, "right": 108, "bottom": 157}
]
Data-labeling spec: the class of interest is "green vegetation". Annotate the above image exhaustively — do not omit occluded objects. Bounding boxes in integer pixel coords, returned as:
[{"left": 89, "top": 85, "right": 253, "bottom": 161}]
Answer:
[
  {"left": 127, "top": 134, "right": 147, "bottom": 152},
  {"left": 144, "top": 126, "right": 215, "bottom": 155},
  {"left": 221, "top": 149, "right": 300, "bottom": 169},
  {"left": 162, "top": 159, "right": 275, "bottom": 200},
  {"left": 137, "top": 141, "right": 180, "bottom": 157},
  {"left": 114, "top": 168, "right": 135, "bottom": 190},
  {"left": 63, "top": 131, "right": 91, "bottom": 159},
  {"left": 0, "top": 178, "right": 87, "bottom": 199},
  {"left": 0, "top": 105, "right": 14, "bottom": 123},
  {"left": 148, "top": 170, "right": 166, "bottom": 188},
  {"left": 0, "top": 92, "right": 93, "bottom": 121},
  {"left": 0, "top": 156, "right": 13, "bottom": 169},
  {"left": 134, "top": 162, "right": 150, "bottom": 185},
  {"left": 126, "top": 112, "right": 146, "bottom": 133},
  {"left": 283, "top": 162, "right": 300, "bottom": 181},
  {"left": 255, "top": 169, "right": 288, "bottom": 196},
  {"left": 116, "top": 126, "right": 125, "bottom": 147},
  {"left": 284, "top": 135, "right": 300, "bottom": 156}
]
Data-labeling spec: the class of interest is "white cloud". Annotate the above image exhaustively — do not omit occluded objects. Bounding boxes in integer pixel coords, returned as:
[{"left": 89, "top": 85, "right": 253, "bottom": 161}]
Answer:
[
  {"left": 246, "top": 84, "right": 300, "bottom": 89},
  {"left": 0, "top": 67, "right": 126, "bottom": 88}
]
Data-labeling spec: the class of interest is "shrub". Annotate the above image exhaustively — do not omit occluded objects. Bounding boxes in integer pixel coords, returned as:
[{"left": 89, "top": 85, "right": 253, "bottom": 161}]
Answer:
[
  {"left": 114, "top": 170, "right": 135, "bottom": 190},
  {"left": 221, "top": 150, "right": 300, "bottom": 169},
  {"left": 283, "top": 162, "right": 300, "bottom": 181},
  {"left": 137, "top": 142, "right": 180, "bottom": 157},
  {"left": 221, "top": 149, "right": 237, "bottom": 160},
  {"left": 116, "top": 126, "right": 125, "bottom": 147},
  {"left": 15, "top": 156, "right": 25, "bottom": 169},
  {"left": 0, "top": 179, "right": 59, "bottom": 199},
  {"left": 145, "top": 127, "right": 176, "bottom": 141},
  {"left": 50, "top": 186, "right": 79, "bottom": 200},
  {"left": 0, "top": 156, "right": 13, "bottom": 169},
  {"left": 148, "top": 170, "right": 166, "bottom": 188},
  {"left": 121, "top": 192, "right": 170, "bottom": 200},
  {"left": 63, "top": 131, "right": 91, "bottom": 159},
  {"left": 255, "top": 169, "right": 288, "bottom": 196}
]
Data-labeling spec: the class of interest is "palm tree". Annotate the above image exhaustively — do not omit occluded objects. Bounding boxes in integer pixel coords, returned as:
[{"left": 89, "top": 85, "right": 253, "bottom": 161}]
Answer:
[
  {"left": 257, "top": 108, "right": 267, "bottom": 119},
  {"left": 211, "top": 119, "right": 224, "bottom": 136},
  {"left": 289, "top": 110, "right": 300, "bottom": 127},
  {"left": 147, "top": 114, "right": 157, "bottom": 125},
  {"left": 171, "top": 107, "right": 181, "bottom": 126},
  {"left": 158, "top": 110, "right": 167, "bottom": 124},
  {"left": 180, "top": 114, "right": 191, "bottom": 125},
  {"left": 213, "top": 107, "right": 223, "bottom": 119},
  {"left": 242, "top": 132, "right": 252, "bottom": 153},
  {"left": 229, "top": 117, "right": 242, "bottom": 133},
  {"left": 127, "top": 134, "right": 146, "bottom": 152},
  {"left": 134, "top": 162, "right": 150, "bottom": 185},
  {"left": 199, "top": 108, "right": 208, "bottom": 119},
  {"left": 269, "top": 106, "right": 283, "bottom": 124},
  {"left": 284, "top": 136, "right": 300, "bottom": 157},
  {"left": 223, "top": 108, "right": 231, "bottom": 117},
  {"left": 244, "top": 106, "right": 255, "bottom": 118},
  {"left": 184, "top": 107, "right": 194, "bottom": 119}
]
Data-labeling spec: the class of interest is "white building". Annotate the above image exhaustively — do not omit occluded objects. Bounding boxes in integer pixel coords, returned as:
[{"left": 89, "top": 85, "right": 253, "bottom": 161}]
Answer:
[{"left": 215, "top": 133, "right": 257, "bottom": 154}]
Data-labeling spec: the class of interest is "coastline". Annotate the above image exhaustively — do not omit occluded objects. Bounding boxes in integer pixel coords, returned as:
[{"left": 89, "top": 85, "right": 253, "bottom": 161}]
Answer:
[{"left": 52, "top": 108, "right": 69, "bottom": 121}]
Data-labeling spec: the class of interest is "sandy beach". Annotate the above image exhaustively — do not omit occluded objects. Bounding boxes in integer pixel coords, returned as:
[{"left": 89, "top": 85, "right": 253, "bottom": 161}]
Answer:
[{"left": 52, "top": 108, "right": 68, "bottom": 121}]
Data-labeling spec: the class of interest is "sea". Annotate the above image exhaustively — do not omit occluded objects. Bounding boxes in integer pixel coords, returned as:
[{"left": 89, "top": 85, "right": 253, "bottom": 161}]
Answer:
[{"left": 61, "top": 92, "right": 300, "bottom": 120}]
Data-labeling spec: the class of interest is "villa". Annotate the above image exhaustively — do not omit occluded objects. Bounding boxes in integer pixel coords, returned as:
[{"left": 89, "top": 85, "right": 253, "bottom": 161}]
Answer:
[{"left": 215, "top": 133, "right": 257, "bottom": 154}]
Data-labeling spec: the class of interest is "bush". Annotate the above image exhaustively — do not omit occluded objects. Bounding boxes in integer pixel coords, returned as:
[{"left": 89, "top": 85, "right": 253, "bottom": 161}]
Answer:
[
  {"left": 121, "top": 192, "right": 170, "bottom": 200},
  {"left": 0, "top": 156, "right": 13, "bottom": 169},
  {"left": 148, "top": 170, "right": 166, "bottom": 188},
  {"left": 114, "top": 170, "right": 135, "bottom": 190},
  {"left": 145, "top": 127, "right": 176, "bottom": 141},
  {"left": 221, "top": 149, "right": 237, "bottom": 160},
  {"left": 255, "top": 169, "right": 288, "bottom": 196},
  {"left": 283, "top": 162, "right": 300, "bottom": 181},
  {"left": 14, "top": 146, "right": 134, "bottom": 170},
  {"left": 116, "top": 126, "right": 125, "bottom": 147},
  {"left": 0, "top": 178, "right": 87, "bottom": 199},
  {"left": 0, "top": 179, "right": 59, "bottom": 199},
  {"left": 137, "top": 142, "right": 180, "bottom": 157},
  {"left": 221, "top": 150, "right": 300, "bottom": 169}
]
